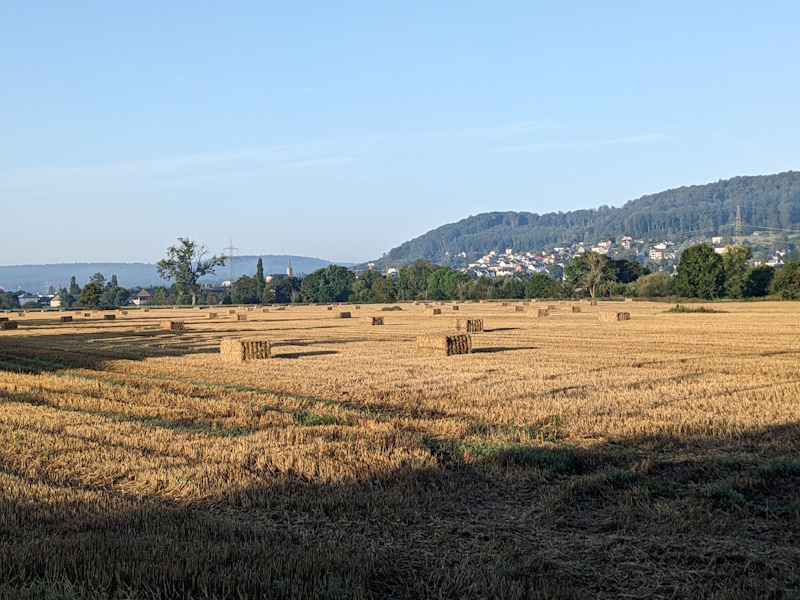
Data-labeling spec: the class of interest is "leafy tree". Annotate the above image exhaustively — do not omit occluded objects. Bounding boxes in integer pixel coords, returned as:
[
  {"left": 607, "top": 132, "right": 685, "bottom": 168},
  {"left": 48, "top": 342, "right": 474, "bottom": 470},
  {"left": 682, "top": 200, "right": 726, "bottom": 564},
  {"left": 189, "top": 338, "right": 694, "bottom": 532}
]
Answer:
[
  {"left": 151, "top": 287, "right": 171, "bottom": 306},
  {"left": 254, "top": 258, "right": 265, "bottom": 300},
  {"left": 261, "top": 281, "right": 276, "bottom": 305},
  {"left": 674, "top": 244, "right": 724, "bottom": 299},
  {"left": 89, "top": 273, "right": 106, "bottom": 289},
  {"left": 22, "top": 301, "right": 39, "bottom": 309},
  {"left": 300, "top": 266, "right": 355, "bottom": 303},
  {"left": 79, "top": 282, "right": 102, "bottom": 309},
  {"left": 232, "top": 275, "right": 260, "bottom": 304},
  {"left": 101, "top": 285, "right": 130, "bottom": 308},
  {"left": 525, "top": 272, "right": 558, "bottom": 298},
  {"left": 396, "top": 260, "right": 438, "bottom": 300},
  {"left": 110, "top": 274, "right": 119, "bottom": 289},
  {"left": 444, "top": 271, "right": 472, "bottom": 301},
  {"left": 565, "top": 252, "right": 613, "bottom": 298},
  {"left": 721, "top": 245, "right": 752, "bottom": 299},
  {"left": 351, "top": 270, "right": 383, "bottom": 303},
  {"left": 371, "top": 276, "right": 396, "bottom": 303},
  {"left": 742, "top": 265, "right": 774, "bottom": 298},
  {"left": 633, "top": 272, "right": 672, "bottom": 297},
  {"left": 275, "top": 276, "right": 302, "bottom": 304},
  {"left": 1, "top": 292, "right": 20, "bottom": 309},
  {"left": 496, "top": 276, "right": 525, "bottom": 299},
  {"left": 771, "top": 260, "right": 800, "bottom": 299},
  {"left": 68, "top": 276, "right": 80, "bottom": 296},
  {"left": 156, "top": 237, "right": 225, "bottom": 306},
  {"left": 57, "top": 287, "right": 75, "bottom": 308},
  {"left": 609, "top": 259, "right": 649, "bottom": 284}
]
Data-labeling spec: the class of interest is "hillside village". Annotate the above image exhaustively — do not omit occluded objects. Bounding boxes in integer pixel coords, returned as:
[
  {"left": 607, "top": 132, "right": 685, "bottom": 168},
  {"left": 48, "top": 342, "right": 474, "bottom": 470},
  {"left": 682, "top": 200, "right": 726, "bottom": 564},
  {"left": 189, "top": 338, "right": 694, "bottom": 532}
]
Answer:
[{"left": 463, "top": 234, "right": 792, "bottom": 279}]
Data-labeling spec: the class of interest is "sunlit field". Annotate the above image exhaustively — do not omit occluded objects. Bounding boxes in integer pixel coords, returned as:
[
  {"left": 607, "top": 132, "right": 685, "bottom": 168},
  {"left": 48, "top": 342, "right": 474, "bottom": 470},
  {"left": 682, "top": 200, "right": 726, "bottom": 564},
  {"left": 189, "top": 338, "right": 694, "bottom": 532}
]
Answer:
[{"left": 1, "top": 301, "right": 799, "bottom": 598}]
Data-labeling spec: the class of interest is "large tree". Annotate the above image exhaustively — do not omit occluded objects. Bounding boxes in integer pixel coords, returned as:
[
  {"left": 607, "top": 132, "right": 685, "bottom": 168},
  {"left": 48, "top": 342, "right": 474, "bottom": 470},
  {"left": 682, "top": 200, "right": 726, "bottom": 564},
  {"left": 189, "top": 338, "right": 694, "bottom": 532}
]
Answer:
[
  {"left": 674, "top": 244, "right": 724, "bottom": 299},
  {"left": 566, "top": 251, "right": 613, "bottom": 298},
  {"left": 771, "top": 260, "right": 800, "bottom": 300},
  {"left": 156, "top": 238, "right": 225, "bottom": 306},
  {"left": 721, "top": 244, "right": 752, "bottom": 299}
]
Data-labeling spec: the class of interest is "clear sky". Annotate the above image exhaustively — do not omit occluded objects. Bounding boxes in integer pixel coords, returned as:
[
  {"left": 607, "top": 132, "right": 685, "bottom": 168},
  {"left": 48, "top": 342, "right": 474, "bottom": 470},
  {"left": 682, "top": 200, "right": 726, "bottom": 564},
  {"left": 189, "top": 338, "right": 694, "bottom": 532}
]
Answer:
[{"left": 2, "top": 2, "right": 799, "bottom": 265}]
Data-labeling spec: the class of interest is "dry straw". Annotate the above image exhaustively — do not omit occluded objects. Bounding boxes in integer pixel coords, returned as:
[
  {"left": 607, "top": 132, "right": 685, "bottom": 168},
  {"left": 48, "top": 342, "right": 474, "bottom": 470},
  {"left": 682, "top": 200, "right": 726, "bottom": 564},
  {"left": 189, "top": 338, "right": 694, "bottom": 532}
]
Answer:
[
  {"left": 625, "top": 297, "right": 634, "bottom": 303},
  {"left": 600, "top": 311, "right": 631, "bottom": 322},
  {"left": 513, "top": 306, "right": 524, "bottom": 313},
  {"left": 237, "top": 314, "right": 248, "bottom": 321},
  {"left": 428, "top": 308, "right": 442, "bottom": 315},
  {"left": 455, "top": 318, "right": 483, "bottom": 333},
  {"left": 60, "top": 316, "right": 73, "bottom": 322},
  {"left": 219, "top": 339, "right": 272, "bottom": 362},
  {"left": 581, "top": 299, "right": 598, "bottom": 306},
  {"left": 262, "top": 308, "right": 269, "bottom": 313},
  {"left": 336, "top": 311, "right": 351, "bottom": 319},
  {"left": 0, "top": 322, "right": 18, "bottom": 330},
  {"left": 229, "top": 309, "right": 236, "bottom": 315},
  {"left": 207, "top": 312, "right": 218, "bottom": 320},
  {"left": 534, "top": 308, "right": 550, "bottom": 317},
  {"left": 416, "top": 333, "right": 472, "bottom": 356},
  {"left": 143, "top": 308, "right": 150, "bottom": 312},
  {"left": 562, "top": 306, "right": 581, "bottom": 313},
  {"left": 160, "top": 320, "right": 185, "bottom": 331},
  {"left": 104, "top": 315, "right": 116, "bottom": 321},
  {"left": 361, "top": 316, "right": 384, "bottom": 326},
  {"left": 501, "top": 302, "right": 509, "bottom": 307}
]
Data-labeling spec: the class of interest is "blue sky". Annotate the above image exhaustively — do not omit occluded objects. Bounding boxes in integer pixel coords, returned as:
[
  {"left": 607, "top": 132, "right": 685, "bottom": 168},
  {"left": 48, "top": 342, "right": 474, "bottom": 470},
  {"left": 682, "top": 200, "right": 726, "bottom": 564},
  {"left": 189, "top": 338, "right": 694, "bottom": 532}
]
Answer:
[{"left": 2, "top": 2, "right": 799, "bottom": 265}]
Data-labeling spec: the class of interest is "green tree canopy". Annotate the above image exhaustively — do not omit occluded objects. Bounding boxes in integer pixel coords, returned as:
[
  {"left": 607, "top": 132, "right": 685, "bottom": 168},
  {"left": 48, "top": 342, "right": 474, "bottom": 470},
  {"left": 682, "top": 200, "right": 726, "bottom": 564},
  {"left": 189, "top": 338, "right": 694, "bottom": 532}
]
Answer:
[
  {"left": 674, "top": 244, "right": 724, "bottom": 299},
  {"left": 79, "top": 282, "right": 102, "bottom": 309},
  {"left": 156, "top": 237, "right": 225, "bottom": 306},
  {"left": 742, "top": 265, "right": 774, "bottom": 298},
  {"left": 771, "top": 260, "right": 800, "bottom": 299}
]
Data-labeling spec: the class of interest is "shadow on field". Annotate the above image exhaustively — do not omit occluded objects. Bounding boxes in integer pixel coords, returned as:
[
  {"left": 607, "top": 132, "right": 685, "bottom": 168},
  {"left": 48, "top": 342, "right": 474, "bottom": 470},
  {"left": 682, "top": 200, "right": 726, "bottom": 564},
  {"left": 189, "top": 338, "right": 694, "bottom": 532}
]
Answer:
[
  {"left": 472, "top": 346, "right": 538, "bottom": 354},
  {"left": 483, "top": 327, "right": 521, "bottom": 332},
  {"left": 2, "top": 417, "right": 799, "bottom": 599},
  {"left": 273, "top": 350, "right": 340, "bottom": 359}
]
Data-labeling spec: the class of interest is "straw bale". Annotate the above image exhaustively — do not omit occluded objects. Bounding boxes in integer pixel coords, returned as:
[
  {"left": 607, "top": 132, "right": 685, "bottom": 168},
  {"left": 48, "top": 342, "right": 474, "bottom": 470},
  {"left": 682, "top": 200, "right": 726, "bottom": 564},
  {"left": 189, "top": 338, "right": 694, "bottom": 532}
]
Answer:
[
  {"left": 220, "top": 339, "right": 272, "bottom": 363},
  {"left": 104, "top": 315, "right": 116, "bottom": 321},
  {"left": 581, "top": 299, "right": 597, "bottom": 306},
  {"left": 455, "top": 318, "right": 483, "bottom": 333},
  {"left": 534, "top": 309, "right": 550, "bottom": 317},
  {"left": 229, "top": 309, "right": 237, "bottom": 314},
  {"left": 0, "top": 317, "right": 7, "bottom": 322},
  {"left": 60, "top": 316, "right": 73, "bottom": 322},
  {"left": 262, "top": 308, "right": 269, "bottom": 313},
  {"left": 237, "top": 314, "right": 248, "bottom": 321},
  {"left": 599, "top": 311, "right": 631, "bottom": 322},
  {"left": 625, "top": 297, "right": 634, "bottom": 303},
  {"left": 513, "top": 306, "right": 524, "bottom": 313},
  {"left": 428, "top": 308, "right": 442, "bottom": 315},
  {"left": 354, "top": 305, "right": 361, "bottom": 309},
  {"left": 335, "top": 311, "right": 351, "bottom": 319},
  {"left": 120, "top": 310, "right": 128, "bottom": 315},
  {"left": 246, "top": 307, "right": 253, "bottom": 312},
  {"left": 416, "top": 333, "right": 472, "bottom": 356},
  {"left": 452, "top": 305, "right": 459, "bottom": 311},
  {"left": 83, "top": 312, "right": 91, "bottom": 317},
  {"left": 160, "top": 320, "right": 184, "bottom": 331},
  {"left": 207, "top": 312, "right": 218, "bottom": 319},
  {"left": 361, "top": 316, "right": 384, "bottom": 326},
  {"left": 327, "top": 306, "right": 333, "bottom": 310},
  {"left": 0, "top": 322, "right": 18, "bottom": 330},
  {"left": 501, "top": 302, "right": 509, "bottom": 307},
  {"left": 143, "top": 308, "right": 150, "bottom": 312},
  {"left": 547, "top": 304, "right": 557, "bottom": 310},
  {"left": 561, "top": 306, "right": 581, "bottom": 313}
]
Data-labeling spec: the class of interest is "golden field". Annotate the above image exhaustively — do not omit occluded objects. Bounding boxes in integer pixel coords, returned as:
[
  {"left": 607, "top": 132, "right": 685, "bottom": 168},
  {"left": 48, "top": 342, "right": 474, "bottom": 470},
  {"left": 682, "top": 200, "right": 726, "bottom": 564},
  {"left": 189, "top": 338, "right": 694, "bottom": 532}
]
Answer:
[{"left": 1, "top": 301, "right": 799, "bottom": 598}]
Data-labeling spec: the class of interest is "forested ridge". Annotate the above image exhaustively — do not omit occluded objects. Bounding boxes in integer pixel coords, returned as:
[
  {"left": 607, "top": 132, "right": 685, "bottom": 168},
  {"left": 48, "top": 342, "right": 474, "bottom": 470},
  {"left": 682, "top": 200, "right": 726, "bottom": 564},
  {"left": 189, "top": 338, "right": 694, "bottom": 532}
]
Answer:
[{"left": 384, "top": 171, "right": 800, "bottom": 265}]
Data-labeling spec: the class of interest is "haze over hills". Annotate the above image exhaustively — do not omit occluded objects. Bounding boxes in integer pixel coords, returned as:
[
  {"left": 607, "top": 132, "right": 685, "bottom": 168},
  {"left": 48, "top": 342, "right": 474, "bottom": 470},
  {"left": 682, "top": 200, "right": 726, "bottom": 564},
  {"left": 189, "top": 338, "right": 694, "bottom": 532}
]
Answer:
[
  {"left": 0, "top": 256, "right": 350, "bottom": 293},
  {"left": 380, "top": 171, "right": 800, "bottom": 267}
]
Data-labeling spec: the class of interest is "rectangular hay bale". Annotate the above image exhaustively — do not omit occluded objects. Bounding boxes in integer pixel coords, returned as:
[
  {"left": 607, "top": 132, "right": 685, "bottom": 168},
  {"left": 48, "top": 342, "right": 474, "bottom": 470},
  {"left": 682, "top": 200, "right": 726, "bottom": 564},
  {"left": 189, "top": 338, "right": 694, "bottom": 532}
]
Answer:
[
  {"left": 104, "top": 314, "right": 116, "bottom": 321},
  {"left": 335, "top": 311, "right": 351, "bottom": 319},
  {"left": 60, "top": 316, "right": 73, "bottom": 322},
  {"left": 600, "top": 311, "right": 630, "bottom": 322},
  {"left": 452, "top": 305, "right": 459, "bottom": 310},
  {"left": 361, "top": 316, "right": 384, "bottom": 326},
  {"left": 237, "top": 314, "right": 248, "bottom": 321},
  {"left": 416, "top": 333, "right": 472, "bottom": 356},
  {"left": 455, "top": 318, "right": 483, "bottom": 333},
  {"left": 207, "top": 312, "right": 218, "bottom": 319},
  {"left": 428, "top": 308, "right": 442, "bottom": 315},
  {"left": 534, "top": 309, "right": 550, "bottom": 317},
  {"left": 220, "top": 339, "right": 272, "bottom": 362},
  {"left": 561, "top": 306, "right": 581, "bottom": 313},
  {"left": 513, "top": 306, "right": 524, "bottom": 312},
  {"left": 0, "top": 322, "right": 18, "bottom": 330},
  {"left": 160, "top": 320, "right": 184, "bottom": 331}
]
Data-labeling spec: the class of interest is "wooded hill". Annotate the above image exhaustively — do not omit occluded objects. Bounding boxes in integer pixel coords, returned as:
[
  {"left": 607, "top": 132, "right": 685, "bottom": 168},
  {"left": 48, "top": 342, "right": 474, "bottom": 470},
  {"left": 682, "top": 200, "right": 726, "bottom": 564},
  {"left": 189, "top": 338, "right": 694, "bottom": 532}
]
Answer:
[{"left": 383, "top": 171, "right": 800, "bottom": 266}]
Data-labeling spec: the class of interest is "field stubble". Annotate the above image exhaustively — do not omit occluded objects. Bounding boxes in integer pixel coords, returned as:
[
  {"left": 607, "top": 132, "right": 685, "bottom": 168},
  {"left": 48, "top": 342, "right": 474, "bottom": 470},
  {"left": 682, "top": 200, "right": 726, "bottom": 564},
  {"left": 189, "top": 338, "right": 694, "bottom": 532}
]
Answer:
[{"left": 1, "top": 302, "right": 799, "bottom": 598}]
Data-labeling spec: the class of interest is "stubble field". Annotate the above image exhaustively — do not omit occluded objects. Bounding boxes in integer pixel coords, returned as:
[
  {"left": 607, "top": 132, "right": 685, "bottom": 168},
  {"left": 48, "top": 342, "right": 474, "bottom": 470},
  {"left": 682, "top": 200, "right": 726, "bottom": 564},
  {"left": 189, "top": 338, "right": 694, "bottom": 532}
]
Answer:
[{"left": 1, "top": 301, "right": 799, "bottom": 599}]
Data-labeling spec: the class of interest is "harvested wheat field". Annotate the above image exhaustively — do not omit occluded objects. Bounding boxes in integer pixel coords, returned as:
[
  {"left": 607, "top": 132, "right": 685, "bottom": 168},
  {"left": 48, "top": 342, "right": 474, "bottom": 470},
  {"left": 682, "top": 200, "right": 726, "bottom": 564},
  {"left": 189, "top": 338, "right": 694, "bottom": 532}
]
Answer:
[{"left": 1, "top": 301, "right": 799, "bottom": 598}]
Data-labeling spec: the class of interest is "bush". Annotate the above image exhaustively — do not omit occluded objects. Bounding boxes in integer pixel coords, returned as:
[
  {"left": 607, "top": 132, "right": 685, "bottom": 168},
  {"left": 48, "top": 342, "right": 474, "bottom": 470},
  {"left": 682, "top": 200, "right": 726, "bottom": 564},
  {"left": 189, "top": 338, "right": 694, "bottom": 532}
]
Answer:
[{"left": 633, "top": 272, "right": 672, "bottom": 297}]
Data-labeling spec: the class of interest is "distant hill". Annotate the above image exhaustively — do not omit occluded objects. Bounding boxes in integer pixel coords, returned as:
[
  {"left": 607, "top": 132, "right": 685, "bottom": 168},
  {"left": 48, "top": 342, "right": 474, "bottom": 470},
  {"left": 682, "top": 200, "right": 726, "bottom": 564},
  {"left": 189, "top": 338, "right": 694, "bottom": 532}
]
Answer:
[
  {"left": 0, "top": 255, "right": 350, "bottom": 293},
  {"left": 382, "top": 171, "right": 800, "bottom": 267}
]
